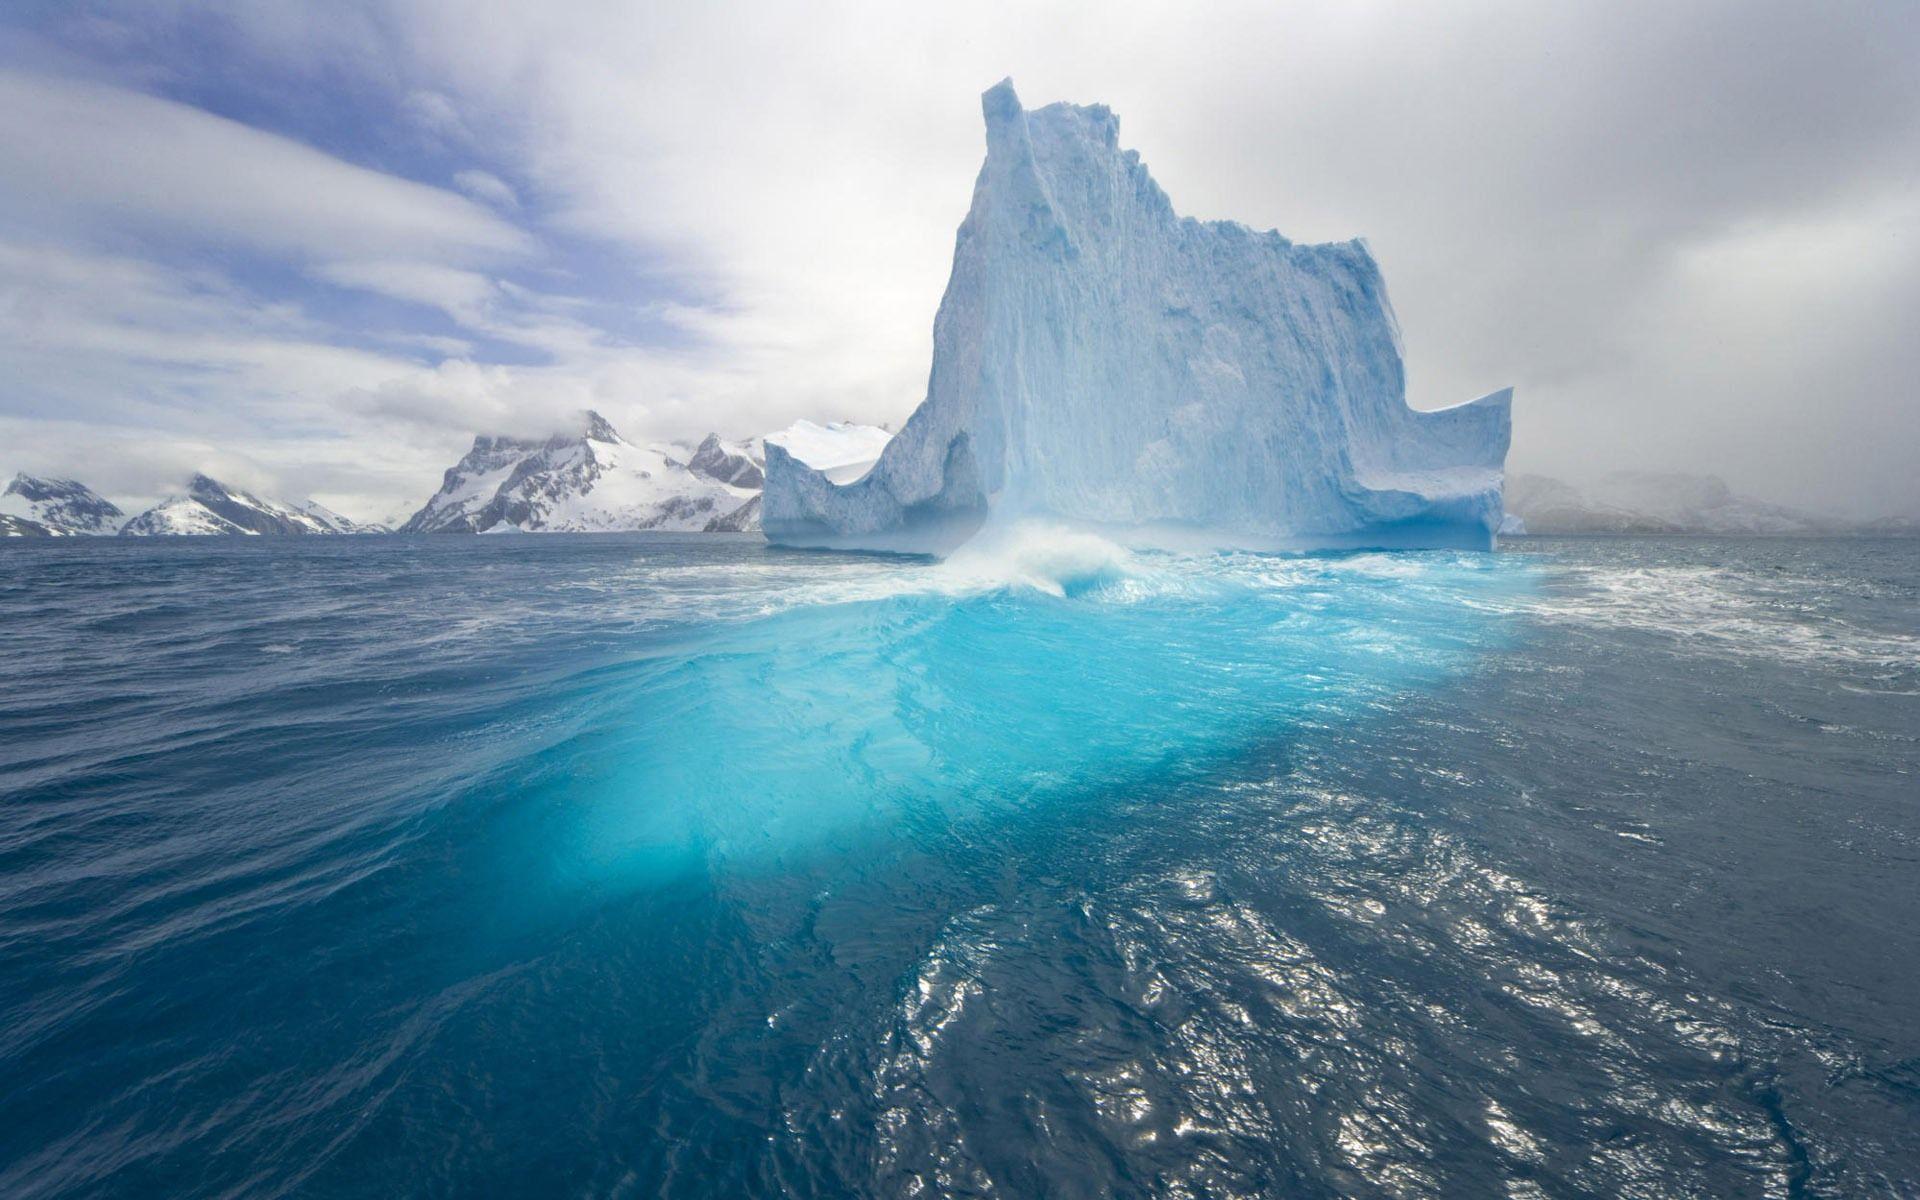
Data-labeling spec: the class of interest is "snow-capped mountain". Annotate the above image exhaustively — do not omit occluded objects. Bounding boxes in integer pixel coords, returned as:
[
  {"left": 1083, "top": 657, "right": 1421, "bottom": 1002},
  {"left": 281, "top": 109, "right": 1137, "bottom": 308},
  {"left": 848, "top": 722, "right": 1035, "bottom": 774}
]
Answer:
[
  {"left": 294, "top": 500, "right": 389, "bottom": 535},
  {"left": 1506, "top": 472, "right": 1833, "bottom": 535},
  {"left": 121, "top": 475, "right": 371, "bottom": 536},
  {"left": 2, "top": 513, "right": 55, "bottom": 537},
  {"left": 685, "top": 434, "right": 765, "bottom": 489},
  {"left": 401, "top": 412, "right": 763, "bottom": 534},
  {"left": 120, "top": 495, "right": 252, "bottom": 536},
  {"left": 764, "top": 80, "right": 1510, "bottom": 555},
  {"left": 1, "top": 474, "right": 124, "bottom": 535},
  {"left": 702, "top": 494, "right": 762, "bottom": 533},
  {"left": 186, "top": 475, "right": 343, "bottom": 535}
]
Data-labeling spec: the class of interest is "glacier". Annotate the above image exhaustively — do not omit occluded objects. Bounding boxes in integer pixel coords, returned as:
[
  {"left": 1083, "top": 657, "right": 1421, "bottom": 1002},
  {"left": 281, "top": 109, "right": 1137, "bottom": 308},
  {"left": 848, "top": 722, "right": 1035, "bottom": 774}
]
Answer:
[{"left": 763, "top": 80, "right": 1512, "bottom": 554}]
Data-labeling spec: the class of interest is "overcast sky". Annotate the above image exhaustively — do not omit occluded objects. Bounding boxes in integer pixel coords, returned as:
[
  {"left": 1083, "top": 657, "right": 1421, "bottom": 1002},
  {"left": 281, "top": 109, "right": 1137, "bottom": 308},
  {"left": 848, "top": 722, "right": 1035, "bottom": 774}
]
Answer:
[{"left": 1, "top": 0, "right": 1914, "bottom": 521}]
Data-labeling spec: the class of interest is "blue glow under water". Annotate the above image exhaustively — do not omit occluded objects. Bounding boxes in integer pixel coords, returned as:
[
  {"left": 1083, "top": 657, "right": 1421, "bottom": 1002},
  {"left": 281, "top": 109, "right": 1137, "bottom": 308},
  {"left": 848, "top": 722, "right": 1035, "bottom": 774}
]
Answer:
[{"left": 1, "top": 532, "right": 1916, "bottom": 1196}]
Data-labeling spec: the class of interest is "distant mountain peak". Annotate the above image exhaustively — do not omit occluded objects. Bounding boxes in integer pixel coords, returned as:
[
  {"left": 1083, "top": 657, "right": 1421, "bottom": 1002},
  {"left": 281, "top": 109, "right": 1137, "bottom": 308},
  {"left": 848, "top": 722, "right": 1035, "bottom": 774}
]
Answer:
[
  {"left": 402, "top": 423, "right": 764, "bottom": 534},
  {"left": 10, "top": 472, "right": 86, "bottom": 498},
  {"left": 583, "top": 410, "right": 622, "bottom": 444},
  {"left": 122, "top": 474, "right": 373, "bottom": 536},
  {"left": 686, "top": 433, "right": 765, "bottom": 489},
  {"left": 1505, "top": 470, "right": 1830, "bottom": 536},
  {"left": 0, "top": 473, "right": 124, "bottom": 535}
]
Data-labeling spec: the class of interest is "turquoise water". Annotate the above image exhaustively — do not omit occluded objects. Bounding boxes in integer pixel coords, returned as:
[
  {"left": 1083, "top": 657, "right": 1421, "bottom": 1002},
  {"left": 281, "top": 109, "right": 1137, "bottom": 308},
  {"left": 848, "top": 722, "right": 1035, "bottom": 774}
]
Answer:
[{"left": 1, "top": 532, "right": 1916, "bottom": 1196}]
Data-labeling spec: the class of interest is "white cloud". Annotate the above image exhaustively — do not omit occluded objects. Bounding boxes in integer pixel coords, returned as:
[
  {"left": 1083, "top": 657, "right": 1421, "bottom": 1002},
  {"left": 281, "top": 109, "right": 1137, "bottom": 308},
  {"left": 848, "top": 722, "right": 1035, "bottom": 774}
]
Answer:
[
  {"left": 0, "top": 66, "right": 529, "bottom": 265},
  {"left": 313, "top": 259, "right": 500, "bottom": 317},
  {"left": 453, "top": 169, "right": 519, "bottom": 211},
  {"left": 400, "top": 88, "right": 472, "bottom": 145}
]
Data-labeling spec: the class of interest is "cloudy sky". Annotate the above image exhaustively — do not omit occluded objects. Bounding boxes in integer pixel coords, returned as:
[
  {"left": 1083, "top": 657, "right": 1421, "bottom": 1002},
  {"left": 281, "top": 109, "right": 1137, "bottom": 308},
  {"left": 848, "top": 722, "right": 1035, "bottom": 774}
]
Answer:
[{"left": 1, "top": 1, "right": 1914, "bottom": 521}]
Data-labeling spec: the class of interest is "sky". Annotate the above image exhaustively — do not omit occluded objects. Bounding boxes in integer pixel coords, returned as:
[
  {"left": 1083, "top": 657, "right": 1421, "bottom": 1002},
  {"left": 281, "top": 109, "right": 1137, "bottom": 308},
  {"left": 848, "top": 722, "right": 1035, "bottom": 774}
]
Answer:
[{"left": 0, "top": 0, "right": 1914, "bottom": 523}]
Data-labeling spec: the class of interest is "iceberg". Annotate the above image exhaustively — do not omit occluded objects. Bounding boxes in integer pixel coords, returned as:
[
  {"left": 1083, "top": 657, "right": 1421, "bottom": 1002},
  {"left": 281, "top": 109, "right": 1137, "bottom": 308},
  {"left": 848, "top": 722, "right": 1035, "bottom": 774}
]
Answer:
[{"left": 763, "top": 80, "right": 1512, "bottom": 554}]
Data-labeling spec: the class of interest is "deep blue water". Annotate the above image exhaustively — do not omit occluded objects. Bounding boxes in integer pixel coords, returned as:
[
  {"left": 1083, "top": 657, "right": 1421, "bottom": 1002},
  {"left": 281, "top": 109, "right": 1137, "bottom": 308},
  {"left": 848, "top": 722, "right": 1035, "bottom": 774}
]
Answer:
[{"left": 1, "top": 531, "right": 1915, "bottom": 1198}]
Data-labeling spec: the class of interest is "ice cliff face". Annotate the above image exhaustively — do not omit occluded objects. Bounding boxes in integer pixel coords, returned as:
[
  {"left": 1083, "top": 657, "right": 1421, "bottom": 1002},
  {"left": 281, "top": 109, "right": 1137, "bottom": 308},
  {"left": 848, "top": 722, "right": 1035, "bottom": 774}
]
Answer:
[
  {"left": 121, "top": 475, "right": 358, "bottom": 536},
  {"left": 401, "top": 412, "right": 762, "bottom": 534},
  {"left": 764, "top": 80, "right": 1512, "bottom": 554},
  {"left": 1, "top": 474, "right": 123, "bottom": 535}
]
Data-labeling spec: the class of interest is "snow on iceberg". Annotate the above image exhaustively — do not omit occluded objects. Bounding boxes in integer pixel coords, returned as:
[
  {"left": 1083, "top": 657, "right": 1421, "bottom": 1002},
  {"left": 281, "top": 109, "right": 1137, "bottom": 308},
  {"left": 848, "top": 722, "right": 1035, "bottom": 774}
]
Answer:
[
  {"left": 765, "top": 420, "right": 893, "bottom": 484},
  {"left": 763, "top": 79, "right": 1512, "bottom": 554}
]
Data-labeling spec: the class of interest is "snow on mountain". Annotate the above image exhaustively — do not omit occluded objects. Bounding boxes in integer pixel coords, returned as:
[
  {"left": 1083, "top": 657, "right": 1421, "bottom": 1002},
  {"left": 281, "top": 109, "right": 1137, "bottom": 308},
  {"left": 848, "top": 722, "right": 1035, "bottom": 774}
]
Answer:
[
  {"left": 703, "top": 494, "right": 762, "bottom": 533},
  {"left": 294, "top": 500, "right": 389, "bottom": 534},
  {"left": 120, "top": 475, "right": 363, "bottom": 536},
  {"left": 763, "top": 80, "right": 1511, "bottom": 555},
  {"left": 181, "top": 475, "right": 342, "bottom": 535},
  {"left": 1589, "top": 472, "right": 1824, "bottom": 534},
  {"left": 120, "top": 494, "right": 252, "bottom": 536},
  {"left": 1506, "top": 472, "right": 1831, "bottom": 535},
  {"left": 2, "top": 513, "right": 56, "bottom": 537},
  {"left": 1, "top": 474, "right": 124, "bottom": 535},
  {"left": 685, "top": 434, "right": 765, "bottom": 489},
  {"left": 400, "top": 411, "right": 762, "bottom": 534}
]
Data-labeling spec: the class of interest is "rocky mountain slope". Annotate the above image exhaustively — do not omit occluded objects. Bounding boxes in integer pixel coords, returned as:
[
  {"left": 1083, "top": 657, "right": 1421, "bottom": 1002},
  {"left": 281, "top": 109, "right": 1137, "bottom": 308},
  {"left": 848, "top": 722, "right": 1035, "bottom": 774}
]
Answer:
[
  {"left": 121, "top": 475, "right": 375, "bottom": 536},
  {"left": 2, "top": 513, "right": 56, "bottom": 537},
  {"left": 1, "top": 474, "right": 124, "bottom": 535},
  {"left": 400, "top": 412, "right": 763, "bottom": 534}
]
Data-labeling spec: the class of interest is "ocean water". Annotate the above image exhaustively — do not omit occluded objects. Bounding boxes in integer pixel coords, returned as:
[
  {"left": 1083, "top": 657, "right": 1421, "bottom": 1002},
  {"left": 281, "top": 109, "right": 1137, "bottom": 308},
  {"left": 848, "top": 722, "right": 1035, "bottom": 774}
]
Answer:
[{"left": 1, "top": 531, "right": 1915, "bottom": 1198}]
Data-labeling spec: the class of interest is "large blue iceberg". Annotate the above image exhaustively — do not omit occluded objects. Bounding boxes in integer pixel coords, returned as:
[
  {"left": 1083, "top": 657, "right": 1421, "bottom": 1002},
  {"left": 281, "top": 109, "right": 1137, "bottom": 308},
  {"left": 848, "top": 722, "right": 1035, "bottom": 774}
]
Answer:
[{"left": 764, "top": 80, "right": 1511, "bottom": 554}]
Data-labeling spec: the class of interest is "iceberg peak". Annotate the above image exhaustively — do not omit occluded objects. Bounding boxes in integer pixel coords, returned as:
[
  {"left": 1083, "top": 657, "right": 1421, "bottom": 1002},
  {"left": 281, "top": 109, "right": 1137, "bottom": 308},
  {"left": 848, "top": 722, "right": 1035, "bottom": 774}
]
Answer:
[{"left": 764, "top": 84, "right": 1513, "bottom": 554}]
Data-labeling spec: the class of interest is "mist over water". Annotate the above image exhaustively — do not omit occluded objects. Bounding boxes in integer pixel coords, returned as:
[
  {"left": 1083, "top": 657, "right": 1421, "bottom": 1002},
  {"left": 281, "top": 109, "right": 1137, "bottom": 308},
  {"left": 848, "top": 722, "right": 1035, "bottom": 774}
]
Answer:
[{"left": 1, "top": 533, "right": 1915, "bottom": 1196}]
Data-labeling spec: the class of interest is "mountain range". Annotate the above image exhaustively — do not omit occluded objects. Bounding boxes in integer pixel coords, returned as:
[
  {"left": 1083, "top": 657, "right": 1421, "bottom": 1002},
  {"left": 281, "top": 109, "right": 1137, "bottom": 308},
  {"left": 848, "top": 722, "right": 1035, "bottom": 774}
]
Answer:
[
  {"left": 1501, "top": 472, "right": 1917, "bottom": 536},
  {"left": 7, "top": 446, "right": 1913, "bottom": 542},
  {"left": 2, "top": 414, "right": 891, "bottom": 538},
  {"left": 400, "top": 413, "right": 763, "bottom": 534},
  {"left": 119, "top": 475, "right": 389, "bottom": 537}
]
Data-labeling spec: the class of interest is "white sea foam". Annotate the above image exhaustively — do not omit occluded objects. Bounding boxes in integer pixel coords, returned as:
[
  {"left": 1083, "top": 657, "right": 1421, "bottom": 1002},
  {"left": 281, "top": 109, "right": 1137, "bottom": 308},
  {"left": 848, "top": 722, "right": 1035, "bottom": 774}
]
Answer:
[
  {"left": 935, "top": 521, "right": 1139, "bottom": 598},
  {"left": 1497, "top": 562, "right": 1920, "bottom": 674}
]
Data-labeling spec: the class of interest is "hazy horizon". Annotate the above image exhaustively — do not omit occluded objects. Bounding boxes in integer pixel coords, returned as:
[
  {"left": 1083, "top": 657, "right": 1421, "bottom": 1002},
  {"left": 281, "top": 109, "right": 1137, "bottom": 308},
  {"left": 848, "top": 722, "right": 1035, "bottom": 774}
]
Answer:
[{"left": 2, "top": 2, "right": 1915, "bottom": 521}]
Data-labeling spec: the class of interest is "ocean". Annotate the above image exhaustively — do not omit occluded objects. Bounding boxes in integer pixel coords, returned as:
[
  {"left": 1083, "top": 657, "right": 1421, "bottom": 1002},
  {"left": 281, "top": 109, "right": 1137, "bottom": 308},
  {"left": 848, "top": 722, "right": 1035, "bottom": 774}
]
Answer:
[{"left": 1, "top": 532, "right": 1915, "bottom": 1197}]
